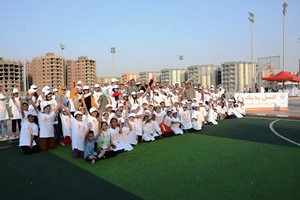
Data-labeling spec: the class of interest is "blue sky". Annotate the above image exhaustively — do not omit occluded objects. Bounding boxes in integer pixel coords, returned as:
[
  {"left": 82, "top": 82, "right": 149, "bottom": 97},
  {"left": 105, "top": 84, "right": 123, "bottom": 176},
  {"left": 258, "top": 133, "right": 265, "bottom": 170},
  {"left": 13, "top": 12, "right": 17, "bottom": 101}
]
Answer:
[{"left": 1, "top": 0, "right": 299, "bottom": 77}]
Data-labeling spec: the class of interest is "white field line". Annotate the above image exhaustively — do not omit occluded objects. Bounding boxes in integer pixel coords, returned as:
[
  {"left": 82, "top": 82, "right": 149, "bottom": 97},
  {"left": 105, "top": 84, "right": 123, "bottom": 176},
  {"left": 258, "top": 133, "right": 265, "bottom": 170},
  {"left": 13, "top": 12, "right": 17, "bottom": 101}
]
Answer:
[
  {"left": 246, "top": 116, "right": 300, "bottom": 122},
  {"left": 0, "top": 146, "right": 12, "bottom": 150},
  {"left": 269, "top": 119, "right": 300, "bottom": 147}
]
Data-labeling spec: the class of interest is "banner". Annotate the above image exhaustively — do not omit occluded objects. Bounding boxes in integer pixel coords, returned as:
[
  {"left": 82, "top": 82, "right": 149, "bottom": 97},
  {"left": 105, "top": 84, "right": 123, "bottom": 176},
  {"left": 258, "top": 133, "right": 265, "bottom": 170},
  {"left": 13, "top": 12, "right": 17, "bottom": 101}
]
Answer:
[{"left": 234, "top": 92, "right": 288, "bottom": 111}]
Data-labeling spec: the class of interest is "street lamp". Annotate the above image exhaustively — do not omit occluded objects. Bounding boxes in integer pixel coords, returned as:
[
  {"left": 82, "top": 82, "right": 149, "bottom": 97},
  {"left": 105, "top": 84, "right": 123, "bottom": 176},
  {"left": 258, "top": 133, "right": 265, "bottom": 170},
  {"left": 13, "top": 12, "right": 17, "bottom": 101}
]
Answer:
[
  {"left": 179, "top": 55, "right": 183, "bottom": 68},
  {"left": 282, "top": 2, "right": 288, "bottom": 71},
  {"left": 59, "top": 43, "right": 66, "bottom": 86},
  {"left": 248, "top": 12, "right": 255, "bottom": 91},
  {"left": 111, "top": 47, "right": 116, "bottom": 75}
]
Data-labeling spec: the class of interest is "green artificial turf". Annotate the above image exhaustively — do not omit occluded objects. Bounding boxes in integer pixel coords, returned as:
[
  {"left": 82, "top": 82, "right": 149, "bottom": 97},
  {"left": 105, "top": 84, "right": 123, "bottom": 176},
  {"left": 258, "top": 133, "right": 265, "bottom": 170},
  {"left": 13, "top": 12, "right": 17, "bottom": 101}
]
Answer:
[
  {"left": 51, "top": 121, "right": 300, "bottom": 200},
  {"left": 201, "top": 117, "right": 300, "bottom": 147},
  {"left": 0, "top": 147, "right": 140, "bottom": 200},
  {"left": 272, "top": 119, "right": 300, "bottom": 144}
]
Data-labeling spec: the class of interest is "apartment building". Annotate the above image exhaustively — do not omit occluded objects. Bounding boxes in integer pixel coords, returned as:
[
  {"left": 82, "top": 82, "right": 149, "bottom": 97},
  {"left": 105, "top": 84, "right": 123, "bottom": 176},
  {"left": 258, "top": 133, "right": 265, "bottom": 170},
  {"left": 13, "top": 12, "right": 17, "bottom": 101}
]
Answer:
[
  {"left": 121, "top": 73, "right": 140, "bottom": 84},
  {"left": 222, "top": 61, "right": 254, "bottom": 92},
  {"left": 0, "top": 57, "right": 24, "bottom": 96},
  {"left": 139, "top": 71, "right": 160, "bottom": 83},
  {"left": 187, "top": 65, "right": 219, "bottom": 88},
  {"left": 160, "top": 68, "right": 187, "bottom": 86},
  {"left": 66, "top": 56, "right": 96, "bottom": 89},
  {"left": 26, "top": 53, "right": 63, "bottom": 93}
]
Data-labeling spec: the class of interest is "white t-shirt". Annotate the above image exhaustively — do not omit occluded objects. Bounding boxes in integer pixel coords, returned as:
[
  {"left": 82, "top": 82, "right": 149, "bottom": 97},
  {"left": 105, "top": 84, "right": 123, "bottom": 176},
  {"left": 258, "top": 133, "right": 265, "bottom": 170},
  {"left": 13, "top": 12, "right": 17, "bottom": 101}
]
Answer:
[
  {"left": 87, "top": 115, "right": 99, "bottom": 137},
  {"left": 99, "top": 130, "right": 111, "bottom": 150},
  {"left": 9, "top": 98, "right": 21, "bottom": 119},
  {"left": 192, "top": 110, "right": 203, "bottom": 130},
  {"left": 109, "top": 127, "right": 124, "bottom": 151},
  {"left": 60, "top": 114, "right": 72, "bottom": 137},
  {"left": 71, "top": 117, "right": 88, "bottom": 151},
  {"left": 19, "top": 120, "right": 38, "bottom": 147},
  {"left": 0, "top": 98, "right": 9, "bottom": 120},
  {"left": 38, "top": 111, "right": 56, "bottom": 138},
  {"left": 179, "top": 109, "right": 192, "bottom": 130}
]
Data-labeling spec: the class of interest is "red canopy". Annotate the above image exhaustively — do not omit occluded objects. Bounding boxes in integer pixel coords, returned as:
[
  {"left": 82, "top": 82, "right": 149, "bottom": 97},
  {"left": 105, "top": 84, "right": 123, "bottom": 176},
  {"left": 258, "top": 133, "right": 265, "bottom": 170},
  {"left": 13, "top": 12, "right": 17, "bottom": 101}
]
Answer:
[{"left": 262, "top": 70, "right": 300, "bottom": 82}]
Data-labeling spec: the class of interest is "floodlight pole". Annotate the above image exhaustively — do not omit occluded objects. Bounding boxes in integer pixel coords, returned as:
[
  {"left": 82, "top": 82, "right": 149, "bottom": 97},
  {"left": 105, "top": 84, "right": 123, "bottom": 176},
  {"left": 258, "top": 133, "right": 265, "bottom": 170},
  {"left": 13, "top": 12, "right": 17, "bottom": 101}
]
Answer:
[
  {"left": 60, "top": 43, "right": 66, "bottom": 86},
  {"left": 179, "top": 55, "right": 183, "bottom": 68},
  {"left": 111, "top": 47, "right": 116, "bottom": 75},
  {"left": 248, "top": 12, "right": 255, "bottom": 91},
  {"left": 282, "top": 2, "right": 288, "bottom": 71}
]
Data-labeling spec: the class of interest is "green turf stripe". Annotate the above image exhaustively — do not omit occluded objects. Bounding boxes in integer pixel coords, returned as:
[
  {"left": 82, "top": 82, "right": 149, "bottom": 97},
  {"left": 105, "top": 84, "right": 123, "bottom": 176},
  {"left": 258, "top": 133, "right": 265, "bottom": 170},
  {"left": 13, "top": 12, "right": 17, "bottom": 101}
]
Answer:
[
  {"left": 200, "top": 118, "right": 300, "bottom": 148},
  {"left": 51, "top": 134, "right": 300, "bottom": 200},
  {"left": 0, "top": 147, "right": 141, "bottom": 200}
]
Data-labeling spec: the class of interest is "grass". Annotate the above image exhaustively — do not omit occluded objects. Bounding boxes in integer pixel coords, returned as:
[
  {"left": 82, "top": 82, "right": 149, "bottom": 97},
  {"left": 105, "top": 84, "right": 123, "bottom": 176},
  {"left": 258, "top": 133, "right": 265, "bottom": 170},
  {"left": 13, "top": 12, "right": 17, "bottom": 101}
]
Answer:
[
  {"left": 50, "top": 118, "right": 300, "bottom": 200},
  {"left": 1, "top": 117, "right": 299, "bottom": 199}
]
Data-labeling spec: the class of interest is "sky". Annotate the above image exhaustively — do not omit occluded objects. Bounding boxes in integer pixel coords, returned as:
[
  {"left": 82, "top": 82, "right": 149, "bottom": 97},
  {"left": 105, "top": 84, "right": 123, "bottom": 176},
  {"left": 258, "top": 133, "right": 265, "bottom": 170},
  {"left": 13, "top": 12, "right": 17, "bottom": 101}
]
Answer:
[{"left": 1, "top": 0, "right": 300, "bottom": 77}]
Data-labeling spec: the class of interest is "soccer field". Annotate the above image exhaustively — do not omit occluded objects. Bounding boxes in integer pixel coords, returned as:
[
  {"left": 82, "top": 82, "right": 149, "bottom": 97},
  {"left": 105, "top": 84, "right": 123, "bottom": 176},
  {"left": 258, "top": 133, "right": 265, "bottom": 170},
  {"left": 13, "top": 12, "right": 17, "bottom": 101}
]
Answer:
[{"left": 1, "top": 117, "right": 300, "bottom": 200}]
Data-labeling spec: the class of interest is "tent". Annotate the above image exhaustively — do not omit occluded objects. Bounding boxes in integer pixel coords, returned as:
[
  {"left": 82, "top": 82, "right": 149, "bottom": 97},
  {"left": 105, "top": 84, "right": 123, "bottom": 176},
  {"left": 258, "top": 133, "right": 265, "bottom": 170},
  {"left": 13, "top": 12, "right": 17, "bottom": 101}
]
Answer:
[{"left": 262, "top": 70, "right": 300, "bottom": 82}]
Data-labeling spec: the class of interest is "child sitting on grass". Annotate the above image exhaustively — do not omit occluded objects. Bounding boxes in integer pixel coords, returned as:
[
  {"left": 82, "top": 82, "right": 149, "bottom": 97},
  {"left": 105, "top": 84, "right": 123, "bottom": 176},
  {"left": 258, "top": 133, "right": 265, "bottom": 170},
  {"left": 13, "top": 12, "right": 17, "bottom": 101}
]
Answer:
[{"left": 84, "top": 130, "right": 105, "bottom": 164}]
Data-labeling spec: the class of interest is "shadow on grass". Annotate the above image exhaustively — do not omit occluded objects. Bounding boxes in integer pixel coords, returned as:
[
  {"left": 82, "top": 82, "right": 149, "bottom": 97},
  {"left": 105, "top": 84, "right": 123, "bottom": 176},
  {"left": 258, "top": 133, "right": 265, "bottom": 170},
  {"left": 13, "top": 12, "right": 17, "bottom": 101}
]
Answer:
[{"left": 0, "top": 147, "right": 141, "bottom": 200}]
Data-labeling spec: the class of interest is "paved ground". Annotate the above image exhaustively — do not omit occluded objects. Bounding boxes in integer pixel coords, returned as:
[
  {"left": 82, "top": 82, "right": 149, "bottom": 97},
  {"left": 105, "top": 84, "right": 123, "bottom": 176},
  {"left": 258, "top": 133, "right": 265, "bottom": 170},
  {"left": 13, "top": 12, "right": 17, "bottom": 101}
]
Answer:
[{"left": 247, "top": 97, "right": 300, "bottom": 118}]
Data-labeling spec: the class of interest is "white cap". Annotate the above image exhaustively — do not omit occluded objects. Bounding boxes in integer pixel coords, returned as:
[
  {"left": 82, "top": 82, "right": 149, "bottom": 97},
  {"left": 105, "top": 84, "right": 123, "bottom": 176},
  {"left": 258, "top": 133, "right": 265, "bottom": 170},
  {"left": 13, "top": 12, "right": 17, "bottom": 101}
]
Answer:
[
  {"left": 53, "top": 88, "right": 58, "bottom": 92},
  {"left": 94, "top": 84, "right": 100, "bottom": 88},
  {"left": 131, "top": 104, "right": 139, "bottom": 111},
  {"left": 199, "top": 100, "right": 203, "bottom": 104},
  {"left": 139, "top": 90, "right": 144, "bottom": 93},
  {"left": 153, "top": 89, "right": 159, "bottom": 93},
  {"left": 77, "top": 80, "right": 83, "bottom": 85},
  {"left": 74, "top": 111, "right": 83, "bottom": 117},
  {"left": 0, "top": 93, "right": 5, "bottom": 99},
  {"left": 106, "top": 104, "right": 113, "bottom": 108},
  {"left": 128, "top": 113, "right": 135, "bottom": 118},
  {"left": 30, "top": 85, "right": 38, "bottom": 89},
  {"left": 83, "top": 85, "right": 89, "bottom": 90},
  {"left": 45, "top": 91, "right": 52, "bottom": 96},
  {"left": 123, "top": 93, "right": 128, "bottom": 97},
  {"left": 165, "top": 103, "right": 171, "bottom": 107},
  {"left": 165, "top": 79, "right": 169, "bottom": 82},
  {"left": 28, "top": 88, "right": 36, "bottom": 93},
  {"left": 113, "top": 85, "right": 119, "bottom": 89},
  {"left": 13, "top": 88, "right": 19, "bottom": 94},
  {"left": 42, "top": 86, "right": 51, "bottom": 93},
  {"left": 211, "top": 85, "right": 214, "bottom": 88},
  {"left": 89, "top": 107, "right": 98, "bottom": 113},
  {"left": 41, "top": 101, "right": 51, "bottom": 111},
  {"left": 119, "top": 118, "right": 125, "bottom": 123},
  {"left": 193, "top": 104, "right": 199, "bottom": 108},
  {"left": 111, "top": 78, "right": 119, "bottom": 82},
  {"left": 131, "top": 91, "right": 137, "bottom": 95},
  {"left": 26, "top": 109, "right": 36, "bottom": 117}
]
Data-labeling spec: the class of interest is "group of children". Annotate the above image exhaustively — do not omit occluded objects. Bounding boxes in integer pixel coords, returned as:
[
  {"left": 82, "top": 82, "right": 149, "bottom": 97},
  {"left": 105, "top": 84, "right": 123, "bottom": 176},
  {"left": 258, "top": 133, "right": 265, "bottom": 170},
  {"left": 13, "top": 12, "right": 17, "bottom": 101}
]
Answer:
[{"left": 0, "top": 81, "right": 246, "bottom": 164}]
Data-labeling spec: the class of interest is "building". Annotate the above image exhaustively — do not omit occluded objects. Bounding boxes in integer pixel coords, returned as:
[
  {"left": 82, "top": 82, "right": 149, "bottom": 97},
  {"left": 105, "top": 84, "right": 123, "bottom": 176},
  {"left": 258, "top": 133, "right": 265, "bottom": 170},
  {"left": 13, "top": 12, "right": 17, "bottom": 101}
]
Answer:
[
  {"left": 0, "top": 57, "right": 24, "bottom": 96},
  {"left": 187, "top": 65, "right": 219, "bottom": 88},
  {"left": 121, "top": 73, "right": 140, "bottom": 84},
  {"left": 26, "top": 53, "right": 63, "bottom": 93},
  {"left": 221, "top": 61, "right": 255, "bottom": 92},
  {"left": 98, "top": 77, "right": 121, "bottom": 85},
  {"left": 66, "top": 56, "right": 96, "bottom": 89},
  {"left": 139, "top": 71, "right": 160, "bottom": 83},
  {"left": 160, "top": 68, "right": 187, "bottom": 86}
]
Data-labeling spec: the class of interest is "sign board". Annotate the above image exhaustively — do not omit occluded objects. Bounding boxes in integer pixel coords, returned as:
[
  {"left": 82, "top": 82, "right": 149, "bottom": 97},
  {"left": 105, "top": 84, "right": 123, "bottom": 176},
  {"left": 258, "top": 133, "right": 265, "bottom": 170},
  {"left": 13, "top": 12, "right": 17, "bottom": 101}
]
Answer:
[{"left": 234, "top": 92, "right": 288, "bottom": 111}]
